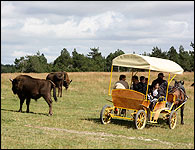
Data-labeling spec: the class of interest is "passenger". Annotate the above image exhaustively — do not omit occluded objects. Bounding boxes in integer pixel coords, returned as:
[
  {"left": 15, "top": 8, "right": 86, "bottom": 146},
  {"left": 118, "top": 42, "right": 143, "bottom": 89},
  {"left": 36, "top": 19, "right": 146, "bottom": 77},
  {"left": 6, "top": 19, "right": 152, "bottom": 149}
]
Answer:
[
  {"left": 113, "top": 74, "right": 129, "bottom": 89},
  {"left": 145, "top": 78, "right": 148, "bottom": 84},
  {"left": 130, "top": 75, "right": 139, "bottom": 91},
  {"left": 145, "top": 77, "right": 152, "bottom": 94},
  {"left": 113, "top": 74, "right": 129, "bottom": 116},
  {"left": 137, "top": 76, "right": 147, "bottom": 94},
  {"left": 149, "top": 83, "right": 160, "bottom": 111},
  {"left": 151, "top": 73, "right": 166, "bottom": 89},
  {"left": 159, "top": 80, "right": 168, "bottom": 98}
]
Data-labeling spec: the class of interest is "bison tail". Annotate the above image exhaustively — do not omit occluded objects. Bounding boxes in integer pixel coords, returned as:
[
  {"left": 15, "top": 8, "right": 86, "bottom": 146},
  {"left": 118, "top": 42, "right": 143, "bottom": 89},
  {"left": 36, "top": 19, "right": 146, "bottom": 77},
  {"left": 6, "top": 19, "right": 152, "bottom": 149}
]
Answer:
[
  {"left": 49, "top": 80, "right": 57, "bottom": 102},
  {"left": 53, "top": 87, "right": 57, "bottom": 102}
]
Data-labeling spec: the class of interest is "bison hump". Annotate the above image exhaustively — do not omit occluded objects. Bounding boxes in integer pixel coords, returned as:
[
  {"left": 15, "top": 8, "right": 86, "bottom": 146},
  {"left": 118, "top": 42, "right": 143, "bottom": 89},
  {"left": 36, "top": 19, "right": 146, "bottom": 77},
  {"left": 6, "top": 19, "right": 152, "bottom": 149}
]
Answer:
[{"left": 55, "top": 73, "right": 64, "bottom": 80}]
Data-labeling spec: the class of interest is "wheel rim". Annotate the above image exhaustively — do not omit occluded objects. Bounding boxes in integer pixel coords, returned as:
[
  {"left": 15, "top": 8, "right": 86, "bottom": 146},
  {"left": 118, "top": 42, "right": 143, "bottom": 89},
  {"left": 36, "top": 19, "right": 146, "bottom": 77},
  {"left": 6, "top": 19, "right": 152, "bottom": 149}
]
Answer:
[
  {"left": 170, "top": 111, "right": 177, "bottom": 129},
  {"left": 102, "top": 108, "right": 112, "bottom": 124},
  {"left": 136, "top": 111, "right": 146, "bottom": 129}
]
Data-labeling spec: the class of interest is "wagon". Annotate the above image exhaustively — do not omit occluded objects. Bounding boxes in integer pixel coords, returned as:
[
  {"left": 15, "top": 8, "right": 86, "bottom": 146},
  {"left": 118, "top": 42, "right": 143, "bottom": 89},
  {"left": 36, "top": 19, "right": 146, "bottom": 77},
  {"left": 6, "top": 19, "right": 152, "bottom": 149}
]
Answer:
[{"left": 100, "top": 54, "right": 186, "bottom": 129}]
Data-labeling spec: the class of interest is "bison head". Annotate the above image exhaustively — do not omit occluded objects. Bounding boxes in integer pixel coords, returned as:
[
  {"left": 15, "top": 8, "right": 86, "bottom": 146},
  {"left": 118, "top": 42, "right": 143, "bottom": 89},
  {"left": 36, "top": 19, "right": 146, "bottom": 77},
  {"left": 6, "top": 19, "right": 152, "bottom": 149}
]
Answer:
[
  {"left": 63, "top": 79, "right": 72, "bottom": 90},
  {"left": 9, "top": 78, "right": 18, "bottom": 94}
]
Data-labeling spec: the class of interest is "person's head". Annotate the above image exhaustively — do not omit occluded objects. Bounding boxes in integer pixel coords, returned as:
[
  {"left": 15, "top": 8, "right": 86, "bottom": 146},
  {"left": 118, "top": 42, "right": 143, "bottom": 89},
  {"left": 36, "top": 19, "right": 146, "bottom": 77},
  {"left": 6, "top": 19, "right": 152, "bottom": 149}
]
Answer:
[
  {"left": 132, "top": 75, "right": 138, "bottom": 82},
  {"left": 145, "top": 78, "right": 148, "bottom": 84},
  {"left": 158, "top": 73, "right": 165, "bottom": 79},
  {"left": 140, "top": 76, "right": 145, "bottom": 83},
  {"left": 154, "top": 83, "right": 159, "bottom": 89},
  {"left": 119, "top": 75, "right": 126, "bottom": 81}
]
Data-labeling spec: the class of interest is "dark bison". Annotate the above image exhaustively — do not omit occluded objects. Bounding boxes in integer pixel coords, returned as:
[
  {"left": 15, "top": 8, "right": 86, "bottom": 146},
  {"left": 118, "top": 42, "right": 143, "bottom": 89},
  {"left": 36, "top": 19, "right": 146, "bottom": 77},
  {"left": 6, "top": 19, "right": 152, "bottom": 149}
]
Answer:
[
  {"left": 46, "top": 72, "right": 72, "bottom": 97},
  {"left": 9, "top": 75, "right": 57, "bottom": 116}
]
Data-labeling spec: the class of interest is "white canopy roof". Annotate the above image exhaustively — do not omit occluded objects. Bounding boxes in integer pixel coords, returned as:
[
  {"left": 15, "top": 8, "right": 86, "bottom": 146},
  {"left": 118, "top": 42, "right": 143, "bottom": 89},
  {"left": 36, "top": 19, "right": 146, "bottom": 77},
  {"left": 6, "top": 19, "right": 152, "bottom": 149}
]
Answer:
[{"left": 112, "top": 54, "right": 183, "bottom": 74}]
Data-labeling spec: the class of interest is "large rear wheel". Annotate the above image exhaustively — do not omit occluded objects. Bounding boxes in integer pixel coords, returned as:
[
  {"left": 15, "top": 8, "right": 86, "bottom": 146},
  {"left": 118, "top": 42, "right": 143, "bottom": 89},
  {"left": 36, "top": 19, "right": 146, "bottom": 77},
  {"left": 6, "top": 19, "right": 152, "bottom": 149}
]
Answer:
[
  {"left": 135, "top": 110, "right": 147, "bottom": 129},
  {"left": 169, "top": 110, "right": 177, "bottom": 129},
  {"left": 100, "top": 105, "right": 113, "bottom": 124}
]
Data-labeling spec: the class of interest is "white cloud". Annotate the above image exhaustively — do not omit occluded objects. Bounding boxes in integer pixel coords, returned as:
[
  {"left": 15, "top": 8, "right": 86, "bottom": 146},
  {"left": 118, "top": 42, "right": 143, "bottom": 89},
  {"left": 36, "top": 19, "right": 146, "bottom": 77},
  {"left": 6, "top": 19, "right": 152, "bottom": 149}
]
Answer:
[
  {"left": 12, "top": 51, "right": 33, "bottom": 58},
  {"left": 1, "top": 1, "right": 15, "bottom": 17},
  {"left": 1, "top": 1, "right": 194, "bottom": 64},
  {"left": 20, "top": 11, "right": 123, "bottom": 39}
]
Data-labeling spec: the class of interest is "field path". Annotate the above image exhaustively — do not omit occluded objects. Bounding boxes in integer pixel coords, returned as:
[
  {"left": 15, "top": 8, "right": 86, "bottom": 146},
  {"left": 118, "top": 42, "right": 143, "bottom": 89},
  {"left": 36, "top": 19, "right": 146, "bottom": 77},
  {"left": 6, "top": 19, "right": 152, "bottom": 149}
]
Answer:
[{"left": 25, "top": 124, "right": 192, "bottom": 147}]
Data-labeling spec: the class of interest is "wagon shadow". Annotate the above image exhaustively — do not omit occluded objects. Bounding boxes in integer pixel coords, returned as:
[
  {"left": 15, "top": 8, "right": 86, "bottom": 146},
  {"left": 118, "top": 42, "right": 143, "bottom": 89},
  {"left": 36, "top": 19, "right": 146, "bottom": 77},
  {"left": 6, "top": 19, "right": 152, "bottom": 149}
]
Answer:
[
  {"left": 82, "top": 118, "right": 136, "bottom": 129},
  {"left": 82, "top": 117, "right": 169, "bottom": 129},
  {"left": 1, "top": 108, "right": 49, "bottom": 116}
]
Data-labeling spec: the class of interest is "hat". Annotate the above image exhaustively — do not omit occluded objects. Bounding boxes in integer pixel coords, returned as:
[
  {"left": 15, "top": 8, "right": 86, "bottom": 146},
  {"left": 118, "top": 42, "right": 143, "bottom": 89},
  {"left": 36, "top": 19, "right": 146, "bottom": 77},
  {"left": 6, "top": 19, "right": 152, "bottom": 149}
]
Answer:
[{"left": 158, "top": 73, "right": 165, "bottom": 77}]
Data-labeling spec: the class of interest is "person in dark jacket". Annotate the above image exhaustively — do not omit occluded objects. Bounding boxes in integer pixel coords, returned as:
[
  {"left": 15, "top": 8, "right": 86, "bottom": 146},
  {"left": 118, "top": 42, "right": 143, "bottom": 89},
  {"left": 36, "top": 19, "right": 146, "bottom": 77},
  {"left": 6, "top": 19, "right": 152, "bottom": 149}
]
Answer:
[
  {"left": 151, "top": 73, "right": 166, "bottom": 89},
  {"left": 137, "top": 76, "right": 147, "bottom": 94},
  {"left": 130, "top": 75, "right": 139, "bottom": 91}
]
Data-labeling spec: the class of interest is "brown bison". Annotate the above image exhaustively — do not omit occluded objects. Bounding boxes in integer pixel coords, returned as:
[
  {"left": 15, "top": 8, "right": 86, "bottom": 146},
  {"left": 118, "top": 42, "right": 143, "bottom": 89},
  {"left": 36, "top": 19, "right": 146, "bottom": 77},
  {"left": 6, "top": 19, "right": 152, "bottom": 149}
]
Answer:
[
  {"left": 9, "top": 75, "right": 57, "bottom": 116},
  {"left": 46, "top": 72, "right": 72, "bottom": 97}
]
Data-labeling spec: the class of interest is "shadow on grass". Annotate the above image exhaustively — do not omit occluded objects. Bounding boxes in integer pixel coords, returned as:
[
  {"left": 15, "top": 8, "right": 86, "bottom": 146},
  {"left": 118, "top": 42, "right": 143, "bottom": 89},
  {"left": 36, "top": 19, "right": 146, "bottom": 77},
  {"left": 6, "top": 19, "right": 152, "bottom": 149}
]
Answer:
[
  {"left": 82, "top": 117, "right": 169, "bottom": 129},
  {"left": 1, "top": 108, "right": 49, "bottom": 116}
]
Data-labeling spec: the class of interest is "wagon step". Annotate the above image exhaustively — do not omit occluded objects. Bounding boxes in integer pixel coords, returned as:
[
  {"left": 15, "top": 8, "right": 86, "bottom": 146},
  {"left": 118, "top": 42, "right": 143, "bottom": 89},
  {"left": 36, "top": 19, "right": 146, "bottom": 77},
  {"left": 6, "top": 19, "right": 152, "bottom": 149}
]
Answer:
[{"left": 148, "top": 120, "right": 158, "bottom": 124}]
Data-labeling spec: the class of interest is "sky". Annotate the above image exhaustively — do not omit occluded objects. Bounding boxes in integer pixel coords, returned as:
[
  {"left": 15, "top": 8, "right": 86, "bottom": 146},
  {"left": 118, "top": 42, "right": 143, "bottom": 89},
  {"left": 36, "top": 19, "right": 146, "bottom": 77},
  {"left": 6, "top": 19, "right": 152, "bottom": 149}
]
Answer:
[{"left": 1, "top": 1, "right": 194, "bottom": 65}]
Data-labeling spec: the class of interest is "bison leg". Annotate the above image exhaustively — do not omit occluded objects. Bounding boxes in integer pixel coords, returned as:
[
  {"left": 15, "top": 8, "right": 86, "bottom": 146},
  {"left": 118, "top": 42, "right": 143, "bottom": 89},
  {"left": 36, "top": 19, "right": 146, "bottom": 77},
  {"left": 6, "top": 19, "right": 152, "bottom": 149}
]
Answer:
[
  {"left": 18, "top": 96, "right": 25, "bottom": 112},
  {"left": 181, "top": 104, "right": 185, "bottom": 125},
  {"left": 26, "top": 98, "right": 31, "bottom": 113},
  {"left": 59, "top": 86, "right": 62, "bottom": 97},
  {"left": 57, "top": 87, "right": 60, "bottom": 97},
  {"left": 43, "top": 96, "right": 53, "bottom": 116}
]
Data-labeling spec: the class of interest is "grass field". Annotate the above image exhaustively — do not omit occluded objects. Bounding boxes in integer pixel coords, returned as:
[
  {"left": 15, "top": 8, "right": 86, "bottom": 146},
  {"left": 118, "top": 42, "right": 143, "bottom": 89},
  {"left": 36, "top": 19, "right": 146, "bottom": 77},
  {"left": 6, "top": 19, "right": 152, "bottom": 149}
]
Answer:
[{"left": 1, "top": 72, "right": 194, "bottom": 149}]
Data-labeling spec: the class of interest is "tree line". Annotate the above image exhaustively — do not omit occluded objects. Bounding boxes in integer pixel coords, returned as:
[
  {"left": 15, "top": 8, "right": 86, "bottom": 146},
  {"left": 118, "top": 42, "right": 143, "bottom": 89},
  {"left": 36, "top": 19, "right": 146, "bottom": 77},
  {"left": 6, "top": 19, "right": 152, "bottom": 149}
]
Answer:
[{"left": 1, "top": 42, "right": 194, "bottom": 73}]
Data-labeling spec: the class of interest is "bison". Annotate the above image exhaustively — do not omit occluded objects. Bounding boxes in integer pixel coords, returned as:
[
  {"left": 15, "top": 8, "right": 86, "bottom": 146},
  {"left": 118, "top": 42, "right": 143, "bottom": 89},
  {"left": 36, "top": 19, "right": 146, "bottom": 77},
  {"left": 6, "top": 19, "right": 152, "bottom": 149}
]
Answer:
[
  {"left": 9, "top": 75, "right": 57, "bottom": 116},
  {"left": 46, "top": 72, "right": 72, "bottom": 97}
]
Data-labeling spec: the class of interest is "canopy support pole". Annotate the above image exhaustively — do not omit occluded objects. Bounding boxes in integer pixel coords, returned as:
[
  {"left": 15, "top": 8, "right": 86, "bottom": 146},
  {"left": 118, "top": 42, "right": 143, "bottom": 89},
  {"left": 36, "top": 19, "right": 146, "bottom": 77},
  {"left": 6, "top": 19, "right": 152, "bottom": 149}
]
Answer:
[
  {"left": 108, "top": 65, "right": 113, "bottom": 96},
  {"left": 145, "top": 69, "right": 150, "bottom": 100},
  {"left": 165, "top": 73, "right": 176, "bottom": 101},
  {"left": 129, "top": 71, "right": 134, "bottom": 89}
]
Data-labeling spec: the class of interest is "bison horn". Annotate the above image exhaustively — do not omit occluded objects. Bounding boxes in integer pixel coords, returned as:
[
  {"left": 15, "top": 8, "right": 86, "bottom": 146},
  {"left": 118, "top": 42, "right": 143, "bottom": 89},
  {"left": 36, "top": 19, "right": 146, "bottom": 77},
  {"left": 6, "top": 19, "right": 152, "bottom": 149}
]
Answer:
[{"left": 9, "top": 78, "right": 13, "bottom": 82}]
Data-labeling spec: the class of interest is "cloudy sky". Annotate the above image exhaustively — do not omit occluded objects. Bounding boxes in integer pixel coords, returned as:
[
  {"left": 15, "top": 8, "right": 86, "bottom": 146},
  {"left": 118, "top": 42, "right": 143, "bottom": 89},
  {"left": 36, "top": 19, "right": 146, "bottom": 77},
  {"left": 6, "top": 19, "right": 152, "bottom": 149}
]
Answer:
[{"left": 1, "top": 1, "right": 194, "bottom": 64}]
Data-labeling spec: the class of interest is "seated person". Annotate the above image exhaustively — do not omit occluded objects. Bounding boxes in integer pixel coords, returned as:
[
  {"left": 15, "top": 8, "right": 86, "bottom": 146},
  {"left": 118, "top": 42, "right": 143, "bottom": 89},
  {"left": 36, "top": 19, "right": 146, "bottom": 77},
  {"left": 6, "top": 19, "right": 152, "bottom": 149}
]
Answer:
[
  {"left": 113, "top": 74, "right": 129, "bottom": 89},
  {"left": 137, "top": 76, "right": 147, "bottom": 94},
  {"left": 148, "top": 83, "right": 160, "bottom": 111},
  {"left": 159, "top": 80, "right": 168, "bottom": 99},
  {"left": 130, "top": 75, "right": 139, "bottom": 91},
  {"left": 151, "top": 73, "right": 166, "bottom": 89},
  {"left": 113, "top": 75, "right": 129, "bottom": 116}
]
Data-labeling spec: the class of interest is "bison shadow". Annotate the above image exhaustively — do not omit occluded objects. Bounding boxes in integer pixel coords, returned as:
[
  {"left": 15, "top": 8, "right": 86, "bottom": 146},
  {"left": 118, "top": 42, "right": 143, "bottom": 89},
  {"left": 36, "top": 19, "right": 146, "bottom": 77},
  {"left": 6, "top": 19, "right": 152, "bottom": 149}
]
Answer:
[{"left": 1, "top": 108, "right": 49, "bottom": 116}]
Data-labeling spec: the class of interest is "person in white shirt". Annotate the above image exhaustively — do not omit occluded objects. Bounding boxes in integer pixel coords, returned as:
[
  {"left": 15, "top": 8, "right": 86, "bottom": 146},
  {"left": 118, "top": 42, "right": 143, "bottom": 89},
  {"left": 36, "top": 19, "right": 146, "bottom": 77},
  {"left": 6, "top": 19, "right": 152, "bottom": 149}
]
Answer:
[
  {"left": 113, "top": 74, "right": 129, "bottom": 116},
  {"left": 113, "top": 75, "right": 129, "bottom": 89},
  {"left": 148, "top": 83, "right": 160, "bottom": 111}
]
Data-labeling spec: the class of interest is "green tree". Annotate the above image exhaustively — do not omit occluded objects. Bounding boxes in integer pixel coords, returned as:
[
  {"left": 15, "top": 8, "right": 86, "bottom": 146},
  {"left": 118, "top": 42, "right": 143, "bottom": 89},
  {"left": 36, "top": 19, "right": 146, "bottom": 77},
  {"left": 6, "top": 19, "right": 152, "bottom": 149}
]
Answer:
[
  {"left": 87, "top": 47, "right": 106, "bottom": 71},
  {"left": 149, "top": 46, "right": 168, "bottom": 59},
  {"left": 53, "top": 48, "right": 72, "bottom": 71},
  {"left": 190, "top": 42, "right": 194, "bottom": 49},
  {"left": 106, "top": 49, "right": 125, "bottom": 72},
  {"left": 189, "top": 42, "right": 194, "bottom": 71},
  {"left": 178, "top": 45, "right": 191, "bottom": 71},
  {"left": 167, "top": 46, "right": 179, "bottom": 64},
  {"left": 1, "top": 64, "right": 16, "bottom": 73},
  {"left": 14, "top": 56, "right": 28, "bottom": 72},
  {"left": 14, "top": 51, "right": 49, "bottom": 73},
  {"left": 72, "top": 49, "right": 92, "bottom": 72}
]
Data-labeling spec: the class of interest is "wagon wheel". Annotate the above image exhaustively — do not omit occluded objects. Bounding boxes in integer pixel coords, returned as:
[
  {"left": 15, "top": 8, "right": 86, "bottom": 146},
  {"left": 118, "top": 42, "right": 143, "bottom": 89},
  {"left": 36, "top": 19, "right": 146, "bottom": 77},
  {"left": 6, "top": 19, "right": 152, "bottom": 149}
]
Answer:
[
  {"left": 169, "top": 110, "right": 177, "bottom": 129},
  {"left": 100, "top": 105, "right": 113, "bottom": 124},
  {"left": 135, "top": 110, "right": 147, "bottom": 129}
]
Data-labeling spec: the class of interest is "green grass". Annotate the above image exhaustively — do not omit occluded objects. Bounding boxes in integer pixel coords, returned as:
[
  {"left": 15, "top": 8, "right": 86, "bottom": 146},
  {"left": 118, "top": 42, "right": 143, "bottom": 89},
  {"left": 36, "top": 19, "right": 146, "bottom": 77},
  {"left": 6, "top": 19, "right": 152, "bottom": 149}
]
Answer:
[{"left": 1, "top": 72, "right": 194, "bottom": 149}]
